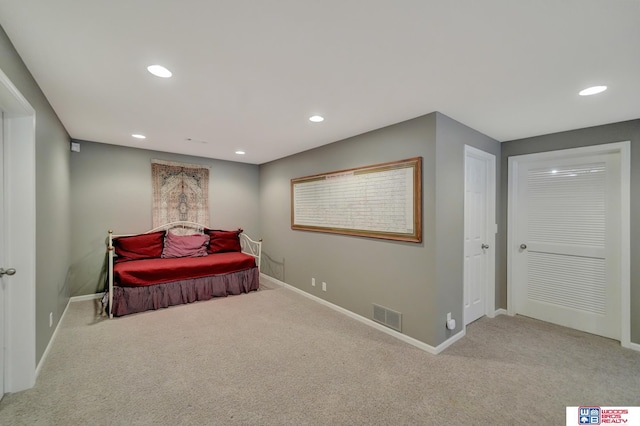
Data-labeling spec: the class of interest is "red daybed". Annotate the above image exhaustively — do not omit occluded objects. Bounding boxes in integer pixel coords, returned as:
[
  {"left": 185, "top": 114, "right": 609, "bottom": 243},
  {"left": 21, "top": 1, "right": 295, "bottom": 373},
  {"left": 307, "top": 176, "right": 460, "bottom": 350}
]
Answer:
[{"left": 106, "top": 221, "right": 262, "bottom": 317}]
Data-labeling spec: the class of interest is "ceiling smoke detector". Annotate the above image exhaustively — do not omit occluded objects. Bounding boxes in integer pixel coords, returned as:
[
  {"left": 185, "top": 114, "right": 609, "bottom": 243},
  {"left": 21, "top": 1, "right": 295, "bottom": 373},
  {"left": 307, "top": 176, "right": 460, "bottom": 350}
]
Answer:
[{"left": 185, "top": 137, "right": 208, "bottom": 144}]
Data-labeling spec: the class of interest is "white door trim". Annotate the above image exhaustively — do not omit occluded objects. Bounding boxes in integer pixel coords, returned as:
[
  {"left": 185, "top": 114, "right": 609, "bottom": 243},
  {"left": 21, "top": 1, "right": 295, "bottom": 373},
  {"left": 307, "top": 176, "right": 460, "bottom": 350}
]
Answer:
[
  {"left": 0, "top": 68, "right": 37, "bottom": 392},
  {"left": 507, "top": 141, "right": 631, "bottom": 348},
  {"left": 464, "top": 145, "right": 497, "bottom": 321}
]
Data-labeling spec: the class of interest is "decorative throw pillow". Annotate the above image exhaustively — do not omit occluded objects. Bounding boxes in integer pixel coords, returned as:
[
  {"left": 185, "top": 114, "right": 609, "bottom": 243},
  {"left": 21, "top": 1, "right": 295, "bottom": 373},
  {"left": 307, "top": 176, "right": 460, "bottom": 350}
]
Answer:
[
  {"left": 205, "top": 229, "right": 242, "bottom": 254},
  {"left": 161, "top": 232, "right": 209, "bottom": 258},
  {"left": 113, "top": 231, "right": 165, "bottom": 262}
]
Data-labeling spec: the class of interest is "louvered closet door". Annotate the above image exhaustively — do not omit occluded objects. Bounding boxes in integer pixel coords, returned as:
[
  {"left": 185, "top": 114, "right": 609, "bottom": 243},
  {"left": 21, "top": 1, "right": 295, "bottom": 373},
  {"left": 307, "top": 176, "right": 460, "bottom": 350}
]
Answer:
[{"left": 513, "top": 151, "right": 620, "bottom": 340}]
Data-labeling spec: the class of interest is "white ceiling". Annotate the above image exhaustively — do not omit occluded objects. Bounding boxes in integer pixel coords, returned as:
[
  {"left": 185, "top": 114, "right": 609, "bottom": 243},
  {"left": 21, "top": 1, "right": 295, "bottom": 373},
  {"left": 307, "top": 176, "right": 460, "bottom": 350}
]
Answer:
[{"left": 0, "top": 1, "right": 638, "bottom": 165}]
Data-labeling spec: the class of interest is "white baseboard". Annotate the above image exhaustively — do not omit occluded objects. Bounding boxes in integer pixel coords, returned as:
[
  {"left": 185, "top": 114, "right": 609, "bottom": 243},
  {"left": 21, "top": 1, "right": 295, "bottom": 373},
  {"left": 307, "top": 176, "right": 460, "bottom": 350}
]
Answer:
[
  {"left": 70, "top": 293, "right": 102, "bottom": 302},
  {"left": 435, "top": 327, "right": 466, "bottom": 353},
  {"left": 260, "top": 273, "right": 464, "bottom": 355},
  {"left": 35, "top": 298, "right": 71, "bottom": 379},
  {"left": 623, "top": 341, "right": 640, "bottom": 352},
  {"left": 36, "top": 293, "right": 104, "bottom": 378},
  {"left": 494, "top": 308, "right": 508, "bottom": 316}
]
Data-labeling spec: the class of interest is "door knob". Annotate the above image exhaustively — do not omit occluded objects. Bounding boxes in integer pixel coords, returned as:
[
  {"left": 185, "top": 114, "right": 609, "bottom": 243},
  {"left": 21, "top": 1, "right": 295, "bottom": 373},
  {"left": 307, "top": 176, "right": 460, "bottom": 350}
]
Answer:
[
  {"left": 0, "top": 267, "right": 16, "bottom": 276},
  {"left": 520, "top": 244, "right": 527, "bottom": 250},
  {"left": 481, "top": 244, "right": 489, "bottom": 249}
]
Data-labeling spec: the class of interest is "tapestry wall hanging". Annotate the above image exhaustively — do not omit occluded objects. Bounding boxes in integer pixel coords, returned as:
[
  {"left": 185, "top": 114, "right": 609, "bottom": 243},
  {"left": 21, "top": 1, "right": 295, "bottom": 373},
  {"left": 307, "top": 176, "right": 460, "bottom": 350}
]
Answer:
[{"left": 151, "top": 160, "right": 210, "bottom": 228}]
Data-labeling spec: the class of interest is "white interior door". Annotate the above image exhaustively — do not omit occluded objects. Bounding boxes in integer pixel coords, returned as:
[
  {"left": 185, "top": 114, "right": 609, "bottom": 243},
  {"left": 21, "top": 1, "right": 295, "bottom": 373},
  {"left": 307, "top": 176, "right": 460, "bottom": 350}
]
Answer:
[
  {"left": 509, "top": 145, "right": 626, "bottom": 340},
  {"left": 464, "top": 146, "right": 496, "bottom": 325},
  {"left": 0, "top": 68, "right": 37, "bottom": 393}
]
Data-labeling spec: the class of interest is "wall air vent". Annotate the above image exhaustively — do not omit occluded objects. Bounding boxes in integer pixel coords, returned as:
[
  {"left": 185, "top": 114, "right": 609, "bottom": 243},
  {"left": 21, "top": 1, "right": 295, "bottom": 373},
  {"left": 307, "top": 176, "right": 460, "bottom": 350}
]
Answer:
[{"left": 372, "top": 304, "right": 402, "bottom": 332}]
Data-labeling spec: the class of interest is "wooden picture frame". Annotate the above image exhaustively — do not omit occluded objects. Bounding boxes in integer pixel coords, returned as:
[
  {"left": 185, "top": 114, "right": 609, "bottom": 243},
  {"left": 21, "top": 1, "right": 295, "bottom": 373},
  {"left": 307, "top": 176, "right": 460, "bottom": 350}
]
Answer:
[{"left": 291, "top": 157, "right": 422, "bottom": 242}]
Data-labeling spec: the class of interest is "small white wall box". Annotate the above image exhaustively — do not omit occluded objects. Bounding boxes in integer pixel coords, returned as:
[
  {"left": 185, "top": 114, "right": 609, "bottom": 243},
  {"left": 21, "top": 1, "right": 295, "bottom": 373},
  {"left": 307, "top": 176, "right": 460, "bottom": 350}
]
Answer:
[{"left": 70, "top": 142, "right": 80, "bottom": 152}]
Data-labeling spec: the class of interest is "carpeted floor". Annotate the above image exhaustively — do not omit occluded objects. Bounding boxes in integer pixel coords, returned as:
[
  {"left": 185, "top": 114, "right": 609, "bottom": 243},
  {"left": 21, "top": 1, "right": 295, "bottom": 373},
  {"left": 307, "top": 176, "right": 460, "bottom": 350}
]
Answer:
[{"left": 1, "top": 280, "right": 639, "bottom": 425}]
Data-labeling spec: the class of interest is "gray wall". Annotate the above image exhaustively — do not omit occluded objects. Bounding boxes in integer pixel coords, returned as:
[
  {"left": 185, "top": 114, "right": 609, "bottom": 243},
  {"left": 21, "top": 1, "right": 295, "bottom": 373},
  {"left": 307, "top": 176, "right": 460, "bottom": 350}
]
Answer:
[
  {"left": 0, "top": 26, "right": 71, "bottom": 363},
  {"left": 435, "top": 114, "right": 502, "bottom": 339},
  {"left": 69, "top": 140, "right": 260, "bottom": 296},
  {"left": 259, "top": 112, "right": 500, "bottom": 347},
  {"left": 499, "top": 119, "right": 640, "bottom": 343}
]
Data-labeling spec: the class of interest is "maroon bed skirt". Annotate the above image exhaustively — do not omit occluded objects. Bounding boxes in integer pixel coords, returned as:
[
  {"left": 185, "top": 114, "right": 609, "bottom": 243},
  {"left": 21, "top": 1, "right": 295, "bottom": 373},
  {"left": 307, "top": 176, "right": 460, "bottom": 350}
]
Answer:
[{"left": 112, "top": 267, "right": 259, "bottom": 317}]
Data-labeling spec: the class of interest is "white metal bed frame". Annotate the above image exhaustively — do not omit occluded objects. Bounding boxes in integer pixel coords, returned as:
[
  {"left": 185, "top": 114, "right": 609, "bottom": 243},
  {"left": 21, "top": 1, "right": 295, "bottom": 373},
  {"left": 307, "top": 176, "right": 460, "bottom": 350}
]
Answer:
[{"left": 107, "top": 221, "right": 262, "bottom": 318}]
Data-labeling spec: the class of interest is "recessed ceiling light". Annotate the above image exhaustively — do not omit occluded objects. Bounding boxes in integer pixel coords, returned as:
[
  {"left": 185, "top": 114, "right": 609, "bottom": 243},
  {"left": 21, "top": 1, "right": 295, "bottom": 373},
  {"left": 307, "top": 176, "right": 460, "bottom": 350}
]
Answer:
[
  {"left": 235, "top": 150, "right": 246, "bottom": 155},
  {"left": 147, "top": 65, "right": 172, "bottom": 78},
  {"left": 309, "top": 115, "right": 324, "bottom": 122},
  {"left": 132, "top": 134, "right": 146, "bottom": 139},
  {"left": 579, "top": 85, "right": 607, "bottom": 96}
]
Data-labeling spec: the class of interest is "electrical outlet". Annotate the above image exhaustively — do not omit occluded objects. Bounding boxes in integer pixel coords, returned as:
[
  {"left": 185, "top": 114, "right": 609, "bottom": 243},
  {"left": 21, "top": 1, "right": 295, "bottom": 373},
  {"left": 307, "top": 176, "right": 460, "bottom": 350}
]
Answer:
[
  {"left": 322, "top": 282, "right": 327, "bottom": 292},
  {"left": 49, "top": 312, "right": 53, "bottom": 328},
  {"left": 312, "top": 278, "right": 316, "bottom": 287}
]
